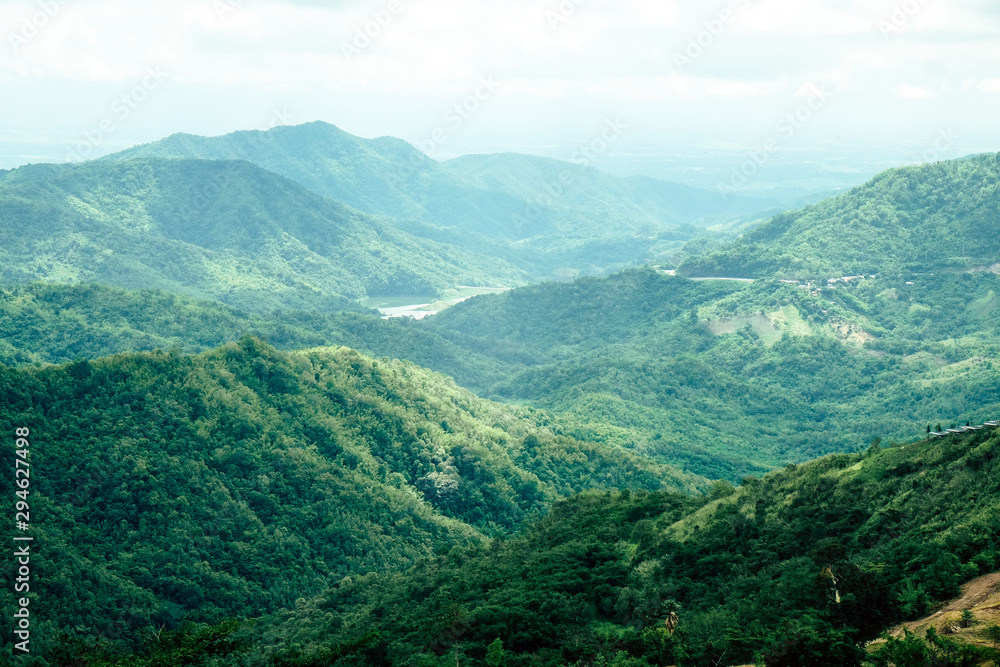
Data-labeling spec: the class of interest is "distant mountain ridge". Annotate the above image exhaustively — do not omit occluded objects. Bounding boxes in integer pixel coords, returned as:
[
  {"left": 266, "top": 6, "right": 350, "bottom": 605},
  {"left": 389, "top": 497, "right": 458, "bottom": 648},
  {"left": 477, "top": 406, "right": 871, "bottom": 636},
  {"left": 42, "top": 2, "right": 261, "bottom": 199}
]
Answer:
[
  {"left": 106, "top": 122, "right": 473, "bottom": 223},
  {"left": 447, "top": 152, "right": 771, "bottom": 230},
  {"left": 105, "top": 121, "right": 776, "bottom": 276},
  {"left": 0, "top": 157, "right": 525, "bottom": 311}
]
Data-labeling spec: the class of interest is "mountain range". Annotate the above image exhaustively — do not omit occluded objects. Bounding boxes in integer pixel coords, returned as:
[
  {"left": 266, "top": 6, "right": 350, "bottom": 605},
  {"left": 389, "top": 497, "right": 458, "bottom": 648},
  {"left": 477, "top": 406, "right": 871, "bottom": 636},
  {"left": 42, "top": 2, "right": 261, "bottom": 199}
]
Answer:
[
  {"left": 1, "top": 337, "right": 700, "bottom": 656},
  {"left": 4, "top": 125, "right": 1000, "bottom": 666},
  {"left": 105, "top": 121, "right": 774, "bottom": 276},
  {"left": 0, "top": 157, "right": 524, "bottom": 311}
]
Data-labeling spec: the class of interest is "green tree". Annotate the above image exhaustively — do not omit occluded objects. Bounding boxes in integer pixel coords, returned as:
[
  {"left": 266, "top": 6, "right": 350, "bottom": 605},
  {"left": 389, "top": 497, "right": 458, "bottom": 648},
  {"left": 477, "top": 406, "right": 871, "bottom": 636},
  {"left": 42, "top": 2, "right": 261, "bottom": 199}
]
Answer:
[{"left": 485, "top": 638, "right": 506, "bottom": 667}]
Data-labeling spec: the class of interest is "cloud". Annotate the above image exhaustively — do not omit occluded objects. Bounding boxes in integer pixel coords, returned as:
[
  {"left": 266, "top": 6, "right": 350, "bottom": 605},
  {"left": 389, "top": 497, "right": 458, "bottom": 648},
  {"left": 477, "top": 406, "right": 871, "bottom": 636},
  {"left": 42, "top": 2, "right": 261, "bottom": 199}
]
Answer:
[
  {"left": 1, "top": 0, "right": 1000, "bottom": 169},
  {"left": 978, "top": 78, "right": 1000, "bottom": 94},
  {"left": 896, "top": 84, "right": 936, "bottom": 99}
]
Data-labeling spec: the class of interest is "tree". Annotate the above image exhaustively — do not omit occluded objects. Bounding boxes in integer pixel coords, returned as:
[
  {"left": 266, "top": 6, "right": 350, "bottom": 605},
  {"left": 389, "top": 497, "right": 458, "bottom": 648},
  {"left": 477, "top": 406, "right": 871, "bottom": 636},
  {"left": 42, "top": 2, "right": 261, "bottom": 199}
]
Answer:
[
  {"left": 485, "top": 638, "right": 506, "bottom": 667},
  {"left": 865, "top": 629, "right": 934, "bottom": 667}
]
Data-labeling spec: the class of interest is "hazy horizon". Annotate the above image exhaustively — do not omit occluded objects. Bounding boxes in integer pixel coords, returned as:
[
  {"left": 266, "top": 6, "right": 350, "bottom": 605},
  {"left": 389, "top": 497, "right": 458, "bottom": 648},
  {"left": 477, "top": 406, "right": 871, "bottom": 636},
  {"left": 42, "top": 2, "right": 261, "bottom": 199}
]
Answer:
[{"left": 3, "top": 0, "right": 999, "bottom": 199}]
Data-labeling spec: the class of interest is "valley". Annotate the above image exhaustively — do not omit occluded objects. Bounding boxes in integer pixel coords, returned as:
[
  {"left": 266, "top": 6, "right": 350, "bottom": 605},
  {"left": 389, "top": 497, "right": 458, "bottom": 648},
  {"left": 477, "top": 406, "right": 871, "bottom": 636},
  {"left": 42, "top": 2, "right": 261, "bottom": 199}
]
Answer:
[
  {"left": 1, "top": 126, "right": 998, "bottom": 666},
  {"left": 361, "top": 287, "right": 511, "bottom": 320}
]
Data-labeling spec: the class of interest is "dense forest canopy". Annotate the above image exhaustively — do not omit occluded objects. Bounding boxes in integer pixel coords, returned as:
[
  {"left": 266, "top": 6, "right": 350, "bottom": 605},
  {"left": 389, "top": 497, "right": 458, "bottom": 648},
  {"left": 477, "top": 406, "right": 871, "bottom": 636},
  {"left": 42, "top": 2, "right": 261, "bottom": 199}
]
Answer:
[
  {"left": 679, "top": 153, "right": 1000, "bottom": 279},
  {"left": 4, "top": 262, "right": 999, "bottom": 483},
  {"left": 51, "top": 427, "right": 1000, "bottom": 666},
  {"left": 0, "top": 338, "right": 700, "bottom": 657},
  {"left": 271, "top": 426, "right": 996, "bottom": 666}
]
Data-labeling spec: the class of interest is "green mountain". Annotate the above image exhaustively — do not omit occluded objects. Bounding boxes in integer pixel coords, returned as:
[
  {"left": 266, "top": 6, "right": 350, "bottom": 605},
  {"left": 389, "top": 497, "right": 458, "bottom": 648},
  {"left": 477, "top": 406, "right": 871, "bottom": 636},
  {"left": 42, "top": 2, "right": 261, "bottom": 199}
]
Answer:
[
  {"left": 6, "top": 263, "right": 1000, "bottom": 486},
  {"left": 0, "top": 158, "right": 523, "bottom": 312},
  {"left": 6, "top": 145, "right": 1000, "bottom": 667},
  {"left": 105, "top": 122, "right": 773, "bottom": 276},
  {"left": 105, "top": 122, "right": 500, "bottom": 225},
  {"left": 417, "top": 267, "right": 1000, "bottom": 480},
  {"left": 679, "top": 153, "right": 1000, "bottom": 279},
  {"left": 0, "top": 282, "right": 506, "bottom": 385},
  {"left": 447, "top": 152, "right": 772, "bottom": 233},
  {"left": 0, "top": 339, "right": 700, "bottom": 656},
  {"left": 221, "top": 427, "right": 1000, "bottom": 666}
]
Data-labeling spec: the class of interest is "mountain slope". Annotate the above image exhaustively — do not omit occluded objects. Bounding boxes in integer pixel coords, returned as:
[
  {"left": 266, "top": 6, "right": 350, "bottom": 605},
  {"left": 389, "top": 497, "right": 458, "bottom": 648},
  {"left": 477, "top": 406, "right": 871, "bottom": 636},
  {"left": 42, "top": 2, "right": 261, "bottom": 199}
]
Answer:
[
  {"left": 419, "top": 268, "right": 1000, "bottom": 480},
  {"left": 0, "top": 282, "right": 511, "bottom": 390},
  {"left": 106, "top": 122, "right": 490, "bottom": 224},
  {"left": 0, "top": 338, "right": 701, "bottom": 655},
  {"left": 679, "top": 153, "right": 1000, "bottom": 279},
  {"left": 0, "top": 158, "right": 523, "bottom": 311},
  {"left": 105, "top": 122, "right": 774, "bottom": 275},
  {"left": 246, "top": 428, "right": 1000, "bottom": 666},
  {"left": 10, "top": 262, "right": 997, "bottom": 486},
  {"left": 447, "top": 152, "right": 773, "bottom": 234}
]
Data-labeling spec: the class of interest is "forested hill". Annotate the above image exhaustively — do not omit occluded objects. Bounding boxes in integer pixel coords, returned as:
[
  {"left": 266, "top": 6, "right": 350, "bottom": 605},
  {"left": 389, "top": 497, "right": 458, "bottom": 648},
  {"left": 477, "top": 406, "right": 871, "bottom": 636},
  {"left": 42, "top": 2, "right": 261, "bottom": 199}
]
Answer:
[
  {"left": 6, "top": 265, "right": 1000, "bottom": 486},
  {"left": 0, "top": 338, "right": 700, "bottom": 655},
  {"left": 235, "top": 427, "right": 1000, "bottom": 666},
  {"left": 104, "top": 121, "right": 772, "bottom": 276},
  {"left": 0, "top": 282, "right": 506, "bottom": 386},
  {"left": 0, "top": 158, "right": 523, "bottom": 311},
  {"left": 448, "top": 152, "right": 771, "bottom": 231},
  {"left": 679, "top": 153, "right": 1000, "bottom": 279},
  {"left": 105, "top": 121, "right": 499, "bottom": 225},
  {"left": 6, "top": 269, "right": 1000, "bottom": 485},
  {"left": 108, "top": 122, "right": 768, "bottom": 235},
  {"left": 422, "top": 268, "right": 1000, "bottom": 480}
]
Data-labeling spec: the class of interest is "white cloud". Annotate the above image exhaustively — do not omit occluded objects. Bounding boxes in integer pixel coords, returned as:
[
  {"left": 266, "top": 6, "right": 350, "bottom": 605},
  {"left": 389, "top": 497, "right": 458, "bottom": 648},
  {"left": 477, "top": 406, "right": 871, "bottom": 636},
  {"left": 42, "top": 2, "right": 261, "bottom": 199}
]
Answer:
[
  {"left": 978, "top": 78, "right": 1000, "bottom": 94},
  {"left": 1, "top": 0, "right": 999, "bottom": 168},
  {"left": 896, "top": 84, "right": 937, "bottom": 99},
  {"left": 738, "top": 0, "right": 876, "bottom": 36}
]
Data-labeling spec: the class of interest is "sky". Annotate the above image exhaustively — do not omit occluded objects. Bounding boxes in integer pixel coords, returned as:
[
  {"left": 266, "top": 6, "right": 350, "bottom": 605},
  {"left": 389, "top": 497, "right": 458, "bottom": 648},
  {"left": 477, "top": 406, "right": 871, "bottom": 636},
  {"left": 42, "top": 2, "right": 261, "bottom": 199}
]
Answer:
[{"left": 2, "top": 0, "right": 999, "bottom": 197}]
